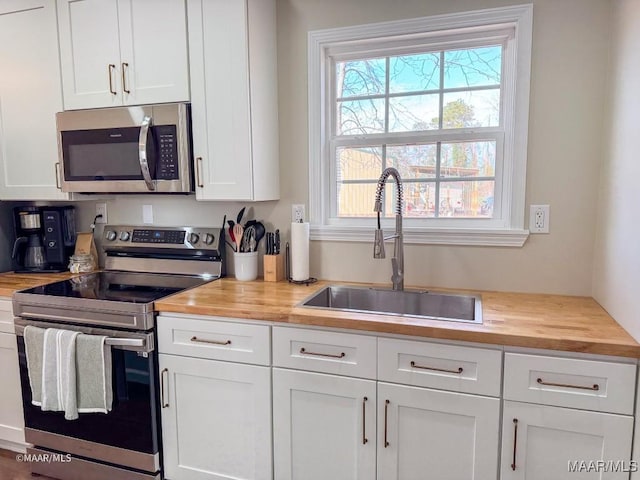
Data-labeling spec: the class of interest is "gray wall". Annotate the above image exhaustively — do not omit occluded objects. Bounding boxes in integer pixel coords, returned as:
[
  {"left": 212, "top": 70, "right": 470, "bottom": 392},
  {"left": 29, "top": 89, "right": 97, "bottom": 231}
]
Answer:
[{"left": 73, "top": 0, "right": 611, "bottom": 295}]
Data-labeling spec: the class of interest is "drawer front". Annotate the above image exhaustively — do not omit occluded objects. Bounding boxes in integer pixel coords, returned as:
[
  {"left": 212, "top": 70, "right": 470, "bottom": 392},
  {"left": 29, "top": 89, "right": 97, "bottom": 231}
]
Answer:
[
  {"left": 0, "top": 297, "right": 13, "bottom": 334},
  {"left": 504, "top": 352, "right": 636, "bottom": 415},
  {"left": 272, "top": 327, "right": 377, "bottom": 379},
  {"left": 157, "top": 315, "right": 270, "bottom": 366},
  {"left": 378, "top": 337, "right": 502, "bottom": 396}
]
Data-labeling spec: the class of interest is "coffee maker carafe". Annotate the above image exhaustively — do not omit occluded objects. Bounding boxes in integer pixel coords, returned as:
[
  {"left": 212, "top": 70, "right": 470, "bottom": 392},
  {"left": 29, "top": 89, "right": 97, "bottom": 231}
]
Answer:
[{"left": 12, "top": 206, "right": 76, "bottom": 273}]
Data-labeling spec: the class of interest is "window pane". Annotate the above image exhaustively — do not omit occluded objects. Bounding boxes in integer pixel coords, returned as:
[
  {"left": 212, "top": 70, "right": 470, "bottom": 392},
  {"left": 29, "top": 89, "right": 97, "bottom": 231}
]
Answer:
[
  {"left": 438, "top": 181, "right": 495, "bottom": 218},
  {"left": 337, "top": 147, "right": 383, "bottom": 181},
  {"left": 441, "top": 91, "right": 500, "bottom": 128},
  {"left": 387, "top": 144, "right": 437, "bottom": 179},
  {"left": 444, "top": 46, "right": 501, "bottom": 89},
  {"left": 403, "top": 182, "right": 436, "bottom": 218},
  {"left": 388, "top": 94, "right": 439, "bottom": 132},
  {"left": 389, "top": 53, "right": 440, "bottom": 93},
  {"left": 336, "top": 58, "right": 386, "bottom": 98},
  {"left": 338, "top": 98, "right": 385, "bottom": 135},
  {"left": 440, "top": 141, "right": 496, "bottom": 178},
  {"left": 337, "top": 182, "right": 378, "bottom": 217}
]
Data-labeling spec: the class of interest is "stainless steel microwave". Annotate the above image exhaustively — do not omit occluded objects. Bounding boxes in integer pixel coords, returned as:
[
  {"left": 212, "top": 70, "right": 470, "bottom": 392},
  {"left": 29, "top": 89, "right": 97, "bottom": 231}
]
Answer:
[{"left": 56, "top": 103, "right": 193, "bottom": 193}]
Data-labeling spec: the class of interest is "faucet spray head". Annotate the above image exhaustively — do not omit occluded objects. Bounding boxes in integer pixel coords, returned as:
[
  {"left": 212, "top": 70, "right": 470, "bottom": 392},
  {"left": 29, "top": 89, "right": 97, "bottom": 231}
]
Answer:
[{"left": 373, "top": 229, "right": 386, "bottom": 259}]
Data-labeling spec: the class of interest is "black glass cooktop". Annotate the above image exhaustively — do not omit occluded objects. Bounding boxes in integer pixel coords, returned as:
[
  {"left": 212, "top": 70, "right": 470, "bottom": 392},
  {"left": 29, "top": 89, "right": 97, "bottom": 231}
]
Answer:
[{"left": 20, "top": 271, "right": 213, "bottom": 304}]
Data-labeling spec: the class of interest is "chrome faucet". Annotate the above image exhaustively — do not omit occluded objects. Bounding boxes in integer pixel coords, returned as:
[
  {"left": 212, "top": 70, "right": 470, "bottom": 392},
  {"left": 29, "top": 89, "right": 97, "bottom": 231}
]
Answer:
[{"left": 373, "top": 167, "right": 404, "bottom": 291}]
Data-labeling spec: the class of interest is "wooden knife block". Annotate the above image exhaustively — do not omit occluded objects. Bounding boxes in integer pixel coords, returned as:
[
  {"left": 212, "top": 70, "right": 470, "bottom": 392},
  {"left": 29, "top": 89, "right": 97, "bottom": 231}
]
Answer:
[{"left": 263, "top": 254, "right": 284, "bottom": 282}]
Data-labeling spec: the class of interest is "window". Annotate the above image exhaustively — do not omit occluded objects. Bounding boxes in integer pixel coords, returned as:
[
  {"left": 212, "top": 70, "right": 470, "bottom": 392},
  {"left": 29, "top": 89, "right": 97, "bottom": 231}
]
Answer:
[{"left": 308, "top": 5, "right": 533, "bottom": 246}]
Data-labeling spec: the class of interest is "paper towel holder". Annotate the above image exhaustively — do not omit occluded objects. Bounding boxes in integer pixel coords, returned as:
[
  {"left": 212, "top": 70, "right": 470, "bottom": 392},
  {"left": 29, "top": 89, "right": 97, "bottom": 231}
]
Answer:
[{"left": 286, "top": 241, "right": 317, "bottom": 285}]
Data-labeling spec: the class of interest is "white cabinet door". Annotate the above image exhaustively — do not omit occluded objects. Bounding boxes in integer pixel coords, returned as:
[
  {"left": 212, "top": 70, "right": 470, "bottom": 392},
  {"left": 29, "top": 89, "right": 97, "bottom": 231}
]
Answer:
[
  {"left": 57, "top": 0, "right": 122, "bottom": 110},
  {"left": 377, "top": 382, "right": 500, "bottom": 480},
  {"left": 501, "top": 401, "right": 634, "bottom": 480},
  {"left": 159, "top": 354, "right": 272, "bottom": 480},
  {"left": 0, "top": 332, "right": 25, "bottom": 446},
  {"left": 117, "top": 0, "right": 189, "bottom": 106},
  {"left": 188, "top": 0, "right": 279, "bottom": 201},
  {"left": 0, "top": 0, "right": 68, "bottom": 200},
  {"left": 272, "top": 368, "right": 376, "bottom": 480}
]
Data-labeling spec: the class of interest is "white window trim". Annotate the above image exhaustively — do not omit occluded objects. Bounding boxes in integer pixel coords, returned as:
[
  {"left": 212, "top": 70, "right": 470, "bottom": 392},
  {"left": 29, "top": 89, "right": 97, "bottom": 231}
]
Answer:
[{"left": 308, "top": 5, "right": 533, "bottom": 247}]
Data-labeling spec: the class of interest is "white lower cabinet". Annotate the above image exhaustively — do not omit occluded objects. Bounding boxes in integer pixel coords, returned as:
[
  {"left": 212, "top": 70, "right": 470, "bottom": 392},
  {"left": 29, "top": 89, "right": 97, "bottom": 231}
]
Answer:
[
  {"left": 159, "top": 354, "right": 272, "bottom": 480},
  {"left": 378, "top": 382, "right": 500, "bottom": 480},
  {"left": 272, "top": 368, "right": 377, "bottom": 480},
  {"left": 0, "top": 332, "right": 25, "bottom": 448},
  {"left": 501, "top": 401, "right": 634, "bottom": 480}
]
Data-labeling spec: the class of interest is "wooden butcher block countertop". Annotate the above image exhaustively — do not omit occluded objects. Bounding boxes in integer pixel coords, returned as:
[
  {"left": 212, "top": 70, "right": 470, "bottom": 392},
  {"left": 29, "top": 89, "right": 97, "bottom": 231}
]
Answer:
[
  {"left": 156, "top": 278, "right": 640, "bottom": 358},
  {"left": 0, "top": 271, "right": 79, "bottom": 297}
]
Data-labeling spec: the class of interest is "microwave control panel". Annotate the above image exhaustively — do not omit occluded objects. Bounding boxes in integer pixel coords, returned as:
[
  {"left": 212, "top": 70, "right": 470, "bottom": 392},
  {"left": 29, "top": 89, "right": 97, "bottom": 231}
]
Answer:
[{"left": 155, "top": 125, "right": 179, "bottom": 180}]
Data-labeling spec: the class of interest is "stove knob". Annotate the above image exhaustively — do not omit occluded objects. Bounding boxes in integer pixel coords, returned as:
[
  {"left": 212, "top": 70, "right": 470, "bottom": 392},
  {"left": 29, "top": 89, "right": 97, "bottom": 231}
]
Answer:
[
  {"left": 189, "top": 233, "right": 200, "bottom": 244},
  {"left": 106, "top": 230, "right": 117, "bottom": 241},
  {"left": 203, "top": 233, "right": 215, "bottom": 245},
  {"left": 120, "top": 231, "right": 131, "bottom": 241}
]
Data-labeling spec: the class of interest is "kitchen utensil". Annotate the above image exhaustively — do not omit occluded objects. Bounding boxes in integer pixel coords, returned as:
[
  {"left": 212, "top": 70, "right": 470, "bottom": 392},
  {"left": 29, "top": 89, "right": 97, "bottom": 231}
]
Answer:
[
  {"left": 241, "top": 226, "right": 256, "bottom": 253},
  {"left": 233, "top": 224, "right": 244, "bottom": 252},
  {"left": 236, "top": 207, "right": 246, "bottom": 225},
  {"left": 254, "top": 222, "right": 266, "bottom": 248},
  {"left": 266, "top": 232, "right": 273, "bottom": 255},
  {"left": 275, "top": 229, "right": 280, "bottom": 254},
  {"left": 227, "top": 219, "right": 236, "bottom": 243}
]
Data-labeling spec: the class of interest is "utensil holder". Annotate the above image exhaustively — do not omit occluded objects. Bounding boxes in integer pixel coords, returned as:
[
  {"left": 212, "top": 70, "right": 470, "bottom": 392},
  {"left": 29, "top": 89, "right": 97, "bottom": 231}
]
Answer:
[
  {"left": 263, "top": 254, "right": 284, "bottom": 282},
  {"left": 234, "top": 251, "right": 258, "bottom": 281}
]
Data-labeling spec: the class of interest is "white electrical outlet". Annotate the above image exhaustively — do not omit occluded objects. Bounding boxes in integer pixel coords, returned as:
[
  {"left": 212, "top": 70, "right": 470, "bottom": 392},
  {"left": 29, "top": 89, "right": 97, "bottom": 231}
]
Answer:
[
  {"left": 292, "top": 204, "right": 305, "bottom": 223},
  {"left": 530, "top": 205, "right": 550, "bottom": 233},
  {"left": 95, "top": 203, "right": 107, "bottom": 224},
  {"left": 143, "top": 205, "right": 154, "bottom": 224}
]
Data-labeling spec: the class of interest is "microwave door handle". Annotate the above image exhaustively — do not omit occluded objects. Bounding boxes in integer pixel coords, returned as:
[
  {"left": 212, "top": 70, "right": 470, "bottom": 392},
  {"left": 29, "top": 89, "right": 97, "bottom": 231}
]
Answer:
[{"left": 138, "top": 115, "right": 156, "bottom": 191}]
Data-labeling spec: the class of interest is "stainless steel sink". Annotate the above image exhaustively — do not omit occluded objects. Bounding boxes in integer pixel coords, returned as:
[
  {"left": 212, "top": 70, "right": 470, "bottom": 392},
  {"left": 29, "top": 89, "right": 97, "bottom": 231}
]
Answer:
[{"left": 300, "top": 285, "right": 482, "bottom": 324}]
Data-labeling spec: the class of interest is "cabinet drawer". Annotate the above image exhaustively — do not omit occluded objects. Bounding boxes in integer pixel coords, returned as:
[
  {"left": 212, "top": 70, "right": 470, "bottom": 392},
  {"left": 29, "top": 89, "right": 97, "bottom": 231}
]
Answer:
[
  {"left": 0, "top": 297, "right": 13, "bottom": 334},
  {"left": 504, "top": 353, "right": 636, "bottom": 414},
  {"left": 378, "top": 337, "right": 502, "bottom": 396},
  {"left": 272, "top": 327, "right": 377, "bottom": 379},
  {"left": 157, "top": 315, "right": 270, "bottom": 366}
]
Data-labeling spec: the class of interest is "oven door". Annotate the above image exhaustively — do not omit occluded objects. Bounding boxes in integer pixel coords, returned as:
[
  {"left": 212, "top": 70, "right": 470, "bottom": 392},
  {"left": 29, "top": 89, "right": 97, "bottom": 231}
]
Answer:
[{"left": 15, "top": 319, "right": 160, "bottom": 475}]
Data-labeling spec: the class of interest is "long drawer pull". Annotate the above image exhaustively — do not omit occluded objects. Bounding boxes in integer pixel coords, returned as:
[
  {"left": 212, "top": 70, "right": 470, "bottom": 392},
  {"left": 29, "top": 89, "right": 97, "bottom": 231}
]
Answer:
[
  {"left": 299, "top": 347, "right": 345, "bottom": 359},
  {"left": 108, "top": 64, "right": 116, "bottom": 95},
  {"left": 362, "top": 397, "right": 368, "bottom": 445},
  {"left": 410, "top": 361, "right": 463, "bottom": 374},
  {"left": 511, "top": 418, "right": 518, "bottom": 470},
  {"left": 160, "top": 368, "right": 169, "bottom": 408},
  {"left": 191, "top": 336, "right": 231, "bottom": 346},
  {"left": 384, "top": 399, "right": 390, "bottom": 448},
  {"left": 536, "top": 378, "right": 599, "bottom": 391}
]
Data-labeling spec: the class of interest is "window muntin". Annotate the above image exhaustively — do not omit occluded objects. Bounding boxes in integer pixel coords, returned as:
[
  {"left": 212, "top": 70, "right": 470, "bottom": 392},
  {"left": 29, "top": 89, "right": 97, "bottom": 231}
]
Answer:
[{"left": 332, "top": 44, "right": 503, "bottom": 220}]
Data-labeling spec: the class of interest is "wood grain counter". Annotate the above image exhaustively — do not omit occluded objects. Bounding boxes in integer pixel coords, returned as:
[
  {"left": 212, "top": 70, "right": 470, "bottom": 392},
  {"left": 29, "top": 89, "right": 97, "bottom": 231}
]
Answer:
[
  {"left": 0, "top": 272, "right": 79, "bottom": 297},
  {"left": 156, "top": 278, "right": 640, "bottom": 358}
]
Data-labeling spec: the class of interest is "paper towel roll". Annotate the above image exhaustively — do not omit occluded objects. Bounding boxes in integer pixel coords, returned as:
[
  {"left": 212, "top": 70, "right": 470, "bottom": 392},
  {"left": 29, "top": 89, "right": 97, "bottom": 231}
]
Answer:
[{"left": 290, "top": 222, "right": 310, "bottom": 281}]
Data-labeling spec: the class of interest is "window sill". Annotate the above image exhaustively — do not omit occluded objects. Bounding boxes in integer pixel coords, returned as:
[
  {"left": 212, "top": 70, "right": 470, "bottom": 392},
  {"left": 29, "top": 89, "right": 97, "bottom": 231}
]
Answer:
[{"left": 310, "top": 225, "right": 529, "bottom": 247}]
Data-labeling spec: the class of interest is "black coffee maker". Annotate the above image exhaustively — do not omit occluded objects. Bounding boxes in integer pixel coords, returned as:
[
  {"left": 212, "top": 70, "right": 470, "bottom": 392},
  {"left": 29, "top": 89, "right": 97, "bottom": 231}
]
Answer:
[{"left": 12, "top": 206, "right": 76, "bottom": 273}]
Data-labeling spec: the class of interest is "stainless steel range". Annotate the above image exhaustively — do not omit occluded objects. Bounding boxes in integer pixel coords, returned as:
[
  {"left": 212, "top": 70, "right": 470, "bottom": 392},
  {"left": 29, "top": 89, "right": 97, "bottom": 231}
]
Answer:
[{"left": 13, "top": 224, "right": 225, "bottom": 480}]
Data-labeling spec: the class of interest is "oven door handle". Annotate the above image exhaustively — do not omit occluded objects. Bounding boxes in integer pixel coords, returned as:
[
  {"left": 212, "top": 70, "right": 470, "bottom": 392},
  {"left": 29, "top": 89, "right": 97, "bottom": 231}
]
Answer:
[{"left": 138, "top": 115, "right": 156, "bottom": 191}]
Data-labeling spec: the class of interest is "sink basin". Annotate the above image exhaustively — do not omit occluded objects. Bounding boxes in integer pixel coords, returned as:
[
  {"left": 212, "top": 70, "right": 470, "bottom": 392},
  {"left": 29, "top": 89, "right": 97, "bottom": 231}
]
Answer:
[{"left": 300, "top": 285, "right": 482, "bottom": 324}]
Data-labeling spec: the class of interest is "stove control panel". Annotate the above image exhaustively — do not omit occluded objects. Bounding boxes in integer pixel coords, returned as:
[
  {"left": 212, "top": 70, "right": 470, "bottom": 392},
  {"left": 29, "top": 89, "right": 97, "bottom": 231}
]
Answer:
[{"left": 103, "top": 225, "right": 222, "bottom": 251}]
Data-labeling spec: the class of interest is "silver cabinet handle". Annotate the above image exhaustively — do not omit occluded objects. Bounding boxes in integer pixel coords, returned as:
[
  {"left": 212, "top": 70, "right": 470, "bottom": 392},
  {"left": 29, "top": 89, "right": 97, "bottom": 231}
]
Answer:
[
  {"left": 536, "top": 378, "right": 599, "bottom": 391},
  {"left": 161, "top": 368, "right": 169, "bottom": 408},
  {"left": 299, "top": 347, "right": 345, "bottom": 359},
  {"left": 138, "top": 115, "right": 155, "bottom": 191},
  {"left": 362, "top": 396, "right": 368, "bottom": 445},
  {"left": 511, "top": 418, "right": 518, "bottom": 470},
  {"left": 384, "top": 399, "right": 390, "bottom": 448},
  {"left": 196, "top": 157, "right": 204, "bottom": 188},
  {"left": 190, "top": 336, "right": 231, "bottom": 346},
  {"left": 108, "top": 64, "right": 116, "bottom": 95},
  {"left": 121, "top": 62, "right": 130, "bottom": 94},
  {"left": 54, "top": 162, "right": 61, "bottom": 190},
  {"left": 410, "top": 361, "right": 463, "bottom": 374}
]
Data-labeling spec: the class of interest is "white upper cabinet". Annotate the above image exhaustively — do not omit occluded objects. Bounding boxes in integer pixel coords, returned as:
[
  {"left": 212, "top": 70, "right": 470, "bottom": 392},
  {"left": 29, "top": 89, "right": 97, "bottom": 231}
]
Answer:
[
  {"left": 0, "top": 0, "right": 68, "bottom": 200},
  {"left": 188, "top": 0, "right": 280, "bottom": 201},
  {"left": 57, "top": 0, "right": 189, "bottom": 110}
]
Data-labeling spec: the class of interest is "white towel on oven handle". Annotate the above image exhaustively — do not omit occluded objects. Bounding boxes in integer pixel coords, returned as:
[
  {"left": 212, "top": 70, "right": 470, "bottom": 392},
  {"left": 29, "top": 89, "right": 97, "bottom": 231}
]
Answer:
[
  {"left": 41, "top": 328, "right": 80, "bottom": 420},
  {"left": 76, "top": 333, "right": 112, "bottom": 414}
]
